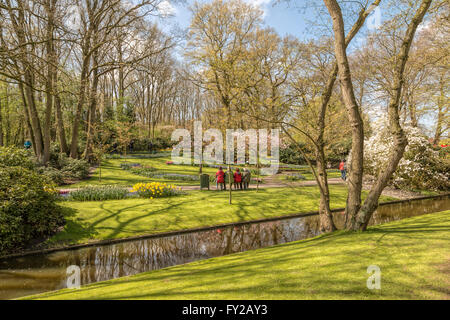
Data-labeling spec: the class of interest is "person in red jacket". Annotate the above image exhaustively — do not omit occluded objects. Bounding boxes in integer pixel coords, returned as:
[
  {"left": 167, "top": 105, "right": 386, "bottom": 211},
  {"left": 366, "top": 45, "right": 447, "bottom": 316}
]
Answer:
[
  {"left": 234, "top": 168, "right": 242, "bottom": 190},
  {"left": 339, "top": 160, "right": 346, "bottom": 181},
  {"left": 216, "top": 167, "right": 226, "bottom": 190}
]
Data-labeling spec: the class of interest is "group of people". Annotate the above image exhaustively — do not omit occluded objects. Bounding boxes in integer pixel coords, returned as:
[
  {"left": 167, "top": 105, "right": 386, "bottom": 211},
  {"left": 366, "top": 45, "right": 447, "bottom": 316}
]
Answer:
[{"left": 215, "top": 167, "right": 251, "bottom": 190}]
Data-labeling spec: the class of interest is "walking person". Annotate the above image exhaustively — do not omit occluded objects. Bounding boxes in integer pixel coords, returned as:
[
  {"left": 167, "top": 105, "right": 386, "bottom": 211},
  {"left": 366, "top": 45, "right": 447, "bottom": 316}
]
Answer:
[
  {"left": 24, "top": 140, "right": 32, "bottom": 150},
  {"left": 242, "top": 167, "right": 251, "bottom": 190},
  {"left": 216, "top": 166, "right": 226, "bottom": 190},
  {"left": 339, "top": 160, "right": 347, "bottom": 181},
  {"left": 234, "top": 168, "right": 242, "bottom": 190}
]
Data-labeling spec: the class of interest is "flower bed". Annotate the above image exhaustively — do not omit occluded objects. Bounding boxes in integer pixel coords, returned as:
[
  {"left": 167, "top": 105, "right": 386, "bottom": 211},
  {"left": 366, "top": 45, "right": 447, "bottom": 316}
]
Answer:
[
  {"left": 65, "top": 185, "right": 131, "bottom": 201},
  {"left": 131, "top": 182, "right": 183, "bottom": 199}
]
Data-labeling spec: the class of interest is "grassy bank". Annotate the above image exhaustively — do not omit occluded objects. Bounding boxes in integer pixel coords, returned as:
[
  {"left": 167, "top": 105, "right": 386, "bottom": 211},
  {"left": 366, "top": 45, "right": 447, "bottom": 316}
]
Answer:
[
  {"left": 27, "top": 210, "right": 450, "bottom": 300},
  {"left": 51, "top": 186, "right": 396, "bottom": 246}
]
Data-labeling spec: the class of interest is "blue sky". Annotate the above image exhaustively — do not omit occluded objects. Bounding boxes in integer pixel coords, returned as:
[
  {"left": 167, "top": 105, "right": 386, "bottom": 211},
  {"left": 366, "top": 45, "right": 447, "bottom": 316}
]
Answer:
[
  {"left": 157, "top": 0, "right": 323, "bottom": 40},
  {"left": 155, "top": 0, "right": 385, "bottom": 53}
]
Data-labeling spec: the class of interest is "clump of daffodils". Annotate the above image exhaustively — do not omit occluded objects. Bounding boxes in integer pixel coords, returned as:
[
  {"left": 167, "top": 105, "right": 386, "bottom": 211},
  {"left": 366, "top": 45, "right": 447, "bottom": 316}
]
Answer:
[
  {"left": 43, "top": 183, "right": 58, "bottom": 195},
  {"left": 131, "top": 182, "right": 182, "bottom": 199}
]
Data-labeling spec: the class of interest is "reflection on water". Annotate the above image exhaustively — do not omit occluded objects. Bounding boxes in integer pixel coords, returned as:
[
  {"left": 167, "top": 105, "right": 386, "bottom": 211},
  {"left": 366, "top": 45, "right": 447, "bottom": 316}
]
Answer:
[{"left": 0, "top": 195, "right": 448, "bottom": 299}]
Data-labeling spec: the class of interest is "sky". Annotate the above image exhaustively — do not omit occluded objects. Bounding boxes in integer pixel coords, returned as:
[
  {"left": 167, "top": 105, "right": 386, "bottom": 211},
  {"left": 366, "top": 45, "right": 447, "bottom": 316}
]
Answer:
[
  {"left": 156, "top": 0, "right": 325, "bottom": 41},
  {"left": 154, "top": 0, "right": 385, "bottom": 56}
]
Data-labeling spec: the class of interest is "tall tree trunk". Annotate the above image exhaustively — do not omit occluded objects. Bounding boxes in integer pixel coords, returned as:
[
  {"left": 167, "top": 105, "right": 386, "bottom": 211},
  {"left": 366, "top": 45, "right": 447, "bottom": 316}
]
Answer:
[
  {"left": 433, "top": 74, "right": 447, "bottom": 144},
  {"left": 83, "top": 48, "right": 100, "bottom": 162},
  {"left": 0, "top": 93, "right": 3, "bottom": 147},
  {"left": 18, "top": 82, "right": 36, "bottom": 154},
  {"left": 4, "top": 84, "right": 10, "bottom": 145},
  {"left": 24, "top": 72, "right": 44, "bottom": 161},
  {"left": 70, "top": 54, "right": 90, "bottom": 158},
  {"left": 312, "top": 0, "right": 381, "bottom": 232},
  {"left": 43, "top": 0, "right": 56, "bottom": 164},
  {"left": 55, "top": 91, "right": 69, "bottom": 154},
  {"left": 351, "top": 0, "right": 433, "bottom": 231},
  {"left": 8, "top": 1, "right": 44, "bottom": 160},
  {"left": 324, "top": 0, "right": 365, "bottom": 227}
]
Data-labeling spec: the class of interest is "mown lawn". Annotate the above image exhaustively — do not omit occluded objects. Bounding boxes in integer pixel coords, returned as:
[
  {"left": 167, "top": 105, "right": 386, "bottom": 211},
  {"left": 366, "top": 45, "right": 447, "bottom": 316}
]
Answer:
[
  {"left": 68, "top": 157, "right": 218, "bottom": 188},
  {"left": 67, "top": 156, "right": 340, "bottom": 188},
  {"left": 51, "top": 186, "right": 396, "bottom": 246},
  {"left": 27, "top": 210, "right": 450, "bottom": 300}
]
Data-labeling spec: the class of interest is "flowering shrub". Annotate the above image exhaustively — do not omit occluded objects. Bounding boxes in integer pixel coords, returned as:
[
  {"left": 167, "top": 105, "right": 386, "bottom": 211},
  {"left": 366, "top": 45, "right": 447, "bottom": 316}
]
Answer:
[
  {"left": 131, "top": 182, "right": 182, "bottom": 199},
  {"left": 363, "top": 117, "right": 450, "bottom": 191}
]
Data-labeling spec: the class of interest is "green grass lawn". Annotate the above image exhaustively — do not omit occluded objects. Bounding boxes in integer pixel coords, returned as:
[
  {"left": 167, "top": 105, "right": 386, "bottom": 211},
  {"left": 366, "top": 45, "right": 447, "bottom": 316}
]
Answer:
[
  {"left": 276, "top": 169, "right": 341, "bottom": 182},
  {"left": 26, "top": 210, "right": 450, "bottom": 300},
  {"left": 67, "top": 156, "right": 341, "bottom": 188},
  {"left": 51, "top": 185, "right": 396, "bottom": 246},
  {"left": 68, "top": 157, "right": 219, "bottom": 188}
]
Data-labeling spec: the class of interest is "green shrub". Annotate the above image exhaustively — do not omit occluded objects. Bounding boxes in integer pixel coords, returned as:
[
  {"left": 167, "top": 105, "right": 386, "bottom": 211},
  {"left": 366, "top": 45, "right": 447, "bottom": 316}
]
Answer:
[
  {"left": 40, "top": 148, "right": 91, "bottom": 185},
  {"left": 284, "top": 173, "right": 306, "bottom": 181},
  {"left": 0, "top": 146, "right": 35, "bottom": 170},
  {"left": 67, "top": 185, "right": 131, "bottom": 201},
  {"left": 39, "top": 167, "right": 65, "bottom": 185},
  {"left": 0, "top": 166, "right": 64, "bottom": 255},
  {"left": 59, "top": 156, "right": 90, "bottom": 180}
]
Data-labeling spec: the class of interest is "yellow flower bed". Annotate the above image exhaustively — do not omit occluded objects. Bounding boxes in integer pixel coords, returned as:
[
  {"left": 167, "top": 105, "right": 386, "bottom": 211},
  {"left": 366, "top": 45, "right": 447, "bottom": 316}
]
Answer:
[
  {"left": 131, "top": 182, "right": 181, "bottom": 199},
  {"left": 43, "top": 184, "right": 58, "bottom": 195}
]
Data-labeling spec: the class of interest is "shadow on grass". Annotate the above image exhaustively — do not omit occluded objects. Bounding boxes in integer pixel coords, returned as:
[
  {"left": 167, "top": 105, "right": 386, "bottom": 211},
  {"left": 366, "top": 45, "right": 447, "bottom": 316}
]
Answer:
[
  {"left": 35, "top": 211, "right": 450, "bottom": 300},
  {"left": 49, "top": 206, "right": 99, "bottom": 245}
]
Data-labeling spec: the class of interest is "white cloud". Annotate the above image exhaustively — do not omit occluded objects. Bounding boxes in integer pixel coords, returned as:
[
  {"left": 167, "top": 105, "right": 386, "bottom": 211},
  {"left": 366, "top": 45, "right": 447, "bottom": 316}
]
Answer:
[
  {"left": 158, "top": 0, "right": 177, "bottom": 18},
  {"left": 245, "top": 0, "right": 273, "bottom": 18}
]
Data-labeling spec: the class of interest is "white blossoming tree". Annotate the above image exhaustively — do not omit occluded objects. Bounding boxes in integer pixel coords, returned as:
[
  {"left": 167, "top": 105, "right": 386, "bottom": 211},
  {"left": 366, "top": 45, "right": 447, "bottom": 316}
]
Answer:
[{"left": 363, "top": 117, "right": 449, "bottom": 191}]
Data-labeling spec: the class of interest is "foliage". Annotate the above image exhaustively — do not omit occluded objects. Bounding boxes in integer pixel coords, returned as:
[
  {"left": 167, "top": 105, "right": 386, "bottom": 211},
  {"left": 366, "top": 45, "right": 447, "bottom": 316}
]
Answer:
[
  {"left": 279, "top": 143, "right": 307, "bottom": 165},
  {"left": 36, "top": 146, "right": 91, "bottom": 185},
  {"left": 131, "top": 182, "right": 183, "bottom": 199},
  {"left": 0, "top": 166, "right": 64, "bottom": 255},
  {"left": 59, "top": 156, "right": 90, "bottom": 180},
  {"left": 66, "top": 185, "right": 131, "bottom": 201},
  {"left": 363, "top": 118, "right": 450, "bottom": 191},
  {"left": 39, "top": 167, "right": 65, "bottom": 186},
  {"left": 0, "top": 146, "right": 35, "bottom": 170},
  {"left": 131, "top": 137, "right": 175, "bottom": 152}
]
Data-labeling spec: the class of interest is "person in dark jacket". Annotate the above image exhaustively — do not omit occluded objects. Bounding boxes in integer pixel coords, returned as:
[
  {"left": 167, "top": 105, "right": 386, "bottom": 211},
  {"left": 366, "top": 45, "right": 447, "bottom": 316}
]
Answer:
[{"left": 242, "top": 167, "right": 251, "bottom": 189}]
